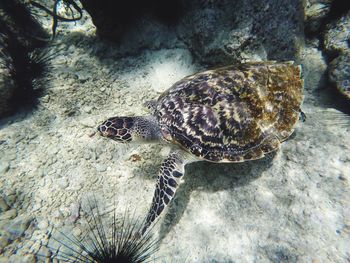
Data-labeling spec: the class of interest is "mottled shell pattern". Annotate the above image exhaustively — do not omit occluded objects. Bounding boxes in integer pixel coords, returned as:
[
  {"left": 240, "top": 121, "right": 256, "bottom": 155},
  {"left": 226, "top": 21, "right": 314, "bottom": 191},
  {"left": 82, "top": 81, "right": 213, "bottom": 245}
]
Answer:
[{"left": 155, "top": 62, "right": 304, "bottom": 163}]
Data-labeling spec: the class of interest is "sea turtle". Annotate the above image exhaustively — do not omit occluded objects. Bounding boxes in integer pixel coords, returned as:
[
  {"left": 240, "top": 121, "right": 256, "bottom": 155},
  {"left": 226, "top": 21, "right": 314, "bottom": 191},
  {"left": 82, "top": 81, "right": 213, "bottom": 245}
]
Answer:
[{"left": 97, "top": 61, "right": 304, "bottom": 234}]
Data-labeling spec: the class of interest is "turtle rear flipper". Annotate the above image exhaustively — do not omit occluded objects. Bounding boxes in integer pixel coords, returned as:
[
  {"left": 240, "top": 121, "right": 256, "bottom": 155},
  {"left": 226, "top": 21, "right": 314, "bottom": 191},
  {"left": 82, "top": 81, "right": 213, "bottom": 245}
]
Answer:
[
  {"left": 223, "top": 135, "right": 280, "bottom": 162},
  {"left": 141, "top": 151, "right": 185, "bottom": 235}
]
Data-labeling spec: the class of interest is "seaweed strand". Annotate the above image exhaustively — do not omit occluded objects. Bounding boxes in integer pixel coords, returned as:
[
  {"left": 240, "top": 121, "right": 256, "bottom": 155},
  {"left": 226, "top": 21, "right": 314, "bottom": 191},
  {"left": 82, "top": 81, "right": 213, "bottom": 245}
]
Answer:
[{"left": 30, "top": 0, "right": 83, "bottom": 38}]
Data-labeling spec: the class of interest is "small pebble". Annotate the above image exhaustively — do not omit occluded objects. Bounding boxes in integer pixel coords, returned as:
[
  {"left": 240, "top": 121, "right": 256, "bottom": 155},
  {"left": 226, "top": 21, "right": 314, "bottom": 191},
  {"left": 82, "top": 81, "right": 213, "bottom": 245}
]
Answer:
[
  {"left": 52, "top": 210, "right": 63, "bottom": 219},
  {"left": 69, "top": 204, "right": 80, "bottom": 223},
  {"left": 0, "top": 162, "right": 10, "bottom": 174},
  {"left": 6, "top": 216, "right": 32, "bottom": 239},
  {"left": 6, "top": 152, "right": 16, "bottom": 161},
  {"left": 57, "top": 177, "right": 69, "bottom": 189},
  {"left": 47, "top": 147, "right": 59, "bottom": 156},
  {"left": 32, "top": 203, "right": 42, "bottom": 212},
  {"left": 41, "top": 95, "right": 50, "bottom": 103},
  {"left": 83, "top": 151, "right": 91, "bottom": 160},
  {"left": 5, "top": 193, "right": 17, "bottom": 207},
  {"left": 95, "top": 163, "right": 107, "bottom": 172},
  {"left": 37, "top": 246, "right": 51, "bottom": 258},
  {"left": 0, "top": 196, "right": 9, "bottom": 212},
  {"left": 129, "top": 154, "right": 142, "bottom": 162},
  {"left": 37, "top": 220, "right": 49, "bottom": 230},
  {"left": 0, "top": 235, "right": 10, "bottom": 252},
  {"left": 0, "top": 208, "right": 17, "bottom": 220},
  {"left": 82, "top": 106, "right": 92, "bottom": 113},
  {"left": 9, "top": 254, "right": 36, "bottom": 263},
  {"left": 80, "top": 117, "right": 96, "bottom": 128},
  {"left": 72, "top": 227, "right": 82, "bottom": 237},
  {"left": 27, "top": 133, "right": 38, "bottom": 140},
  {"left": 76, "top": 71, "right": 90, "bottom": 81},
  {"left": 338, "top": 175, "right": 346, "bottom": 181}
]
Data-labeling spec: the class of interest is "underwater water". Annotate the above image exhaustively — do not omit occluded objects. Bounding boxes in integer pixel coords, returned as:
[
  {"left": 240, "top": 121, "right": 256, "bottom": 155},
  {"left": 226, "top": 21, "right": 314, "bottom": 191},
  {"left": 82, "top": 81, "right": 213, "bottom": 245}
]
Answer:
[{"left": 0, "top": 0, "right": 349, "bottom": 262}]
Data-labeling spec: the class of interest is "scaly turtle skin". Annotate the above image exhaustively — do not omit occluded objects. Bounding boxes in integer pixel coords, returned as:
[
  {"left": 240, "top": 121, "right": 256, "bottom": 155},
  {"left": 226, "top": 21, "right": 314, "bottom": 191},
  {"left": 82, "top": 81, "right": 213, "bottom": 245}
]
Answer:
[{"left": 98, "top": 61, "right": 304, "bottom": 235}]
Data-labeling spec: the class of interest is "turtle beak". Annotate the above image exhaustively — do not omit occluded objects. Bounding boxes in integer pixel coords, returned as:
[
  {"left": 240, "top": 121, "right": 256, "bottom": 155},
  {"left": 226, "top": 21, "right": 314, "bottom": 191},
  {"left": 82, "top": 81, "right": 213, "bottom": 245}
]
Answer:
[
  {"left": 97, "top": 124, "right": 103, "bottom": 134},
  {"left": 97, "top": 122, "right": 111, "bottom": 137}
]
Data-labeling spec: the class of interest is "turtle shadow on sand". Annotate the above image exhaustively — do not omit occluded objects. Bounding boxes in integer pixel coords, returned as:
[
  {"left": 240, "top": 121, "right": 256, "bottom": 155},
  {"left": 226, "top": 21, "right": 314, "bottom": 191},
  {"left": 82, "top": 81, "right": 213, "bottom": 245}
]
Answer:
[{"left": 136, "top": 151, "right": 277, "bottom": 242}]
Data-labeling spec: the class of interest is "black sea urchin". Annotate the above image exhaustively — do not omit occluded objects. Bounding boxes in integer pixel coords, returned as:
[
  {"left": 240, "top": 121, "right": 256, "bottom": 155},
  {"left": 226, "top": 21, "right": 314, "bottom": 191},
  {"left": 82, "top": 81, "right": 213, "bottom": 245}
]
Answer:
[
  {"left": 0, "top": 0, "right": 51, "bottom": 117},
  {"left": 48, "top": 198, "right": 160, "bottom": 263}
]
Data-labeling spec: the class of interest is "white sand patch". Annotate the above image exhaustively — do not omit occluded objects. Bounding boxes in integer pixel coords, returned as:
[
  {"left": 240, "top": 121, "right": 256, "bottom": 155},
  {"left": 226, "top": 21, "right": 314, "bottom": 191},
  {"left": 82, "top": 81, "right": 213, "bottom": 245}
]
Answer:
[{"left": 146, "top": 49, "right": 197, "bottom": 92}]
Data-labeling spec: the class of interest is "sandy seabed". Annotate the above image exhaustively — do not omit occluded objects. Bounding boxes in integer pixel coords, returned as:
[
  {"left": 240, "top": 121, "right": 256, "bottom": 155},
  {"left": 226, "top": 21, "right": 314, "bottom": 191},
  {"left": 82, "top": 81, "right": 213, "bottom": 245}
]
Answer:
[{"left": 0, "top": 11, "right": 349, "bottom": 263}]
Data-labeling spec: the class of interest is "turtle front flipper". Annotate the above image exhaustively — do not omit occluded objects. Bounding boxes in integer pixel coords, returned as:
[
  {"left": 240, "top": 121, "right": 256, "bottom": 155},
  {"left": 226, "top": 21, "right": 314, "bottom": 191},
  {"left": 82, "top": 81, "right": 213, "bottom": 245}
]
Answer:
[
  {"left": 97, "top": 116, "right": 162, "bottom": 143},
  {"left": 141, "top": 151, "right": 186, "bottom": 235}
]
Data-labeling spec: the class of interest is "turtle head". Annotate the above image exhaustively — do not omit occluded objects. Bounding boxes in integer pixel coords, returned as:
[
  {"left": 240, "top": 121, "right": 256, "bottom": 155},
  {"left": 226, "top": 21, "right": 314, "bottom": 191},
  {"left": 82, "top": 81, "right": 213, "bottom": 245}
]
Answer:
[{"left": 97, "top": 116, "right": 162, "bottom": 143}]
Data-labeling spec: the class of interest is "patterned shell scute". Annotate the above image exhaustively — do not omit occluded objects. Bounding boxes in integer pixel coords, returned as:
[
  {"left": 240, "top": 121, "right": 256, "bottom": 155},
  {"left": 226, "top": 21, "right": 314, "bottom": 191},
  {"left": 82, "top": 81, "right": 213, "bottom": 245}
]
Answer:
[{"left": 156, "top": 62, "right": 304, "bottom": 163}]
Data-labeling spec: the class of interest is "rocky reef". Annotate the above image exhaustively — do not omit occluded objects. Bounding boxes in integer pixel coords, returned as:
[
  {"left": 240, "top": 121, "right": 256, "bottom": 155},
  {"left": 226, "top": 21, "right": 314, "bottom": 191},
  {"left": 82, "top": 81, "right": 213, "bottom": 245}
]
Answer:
[{"left": 324, "top": 10, "right": 350, "bottom": 101}]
